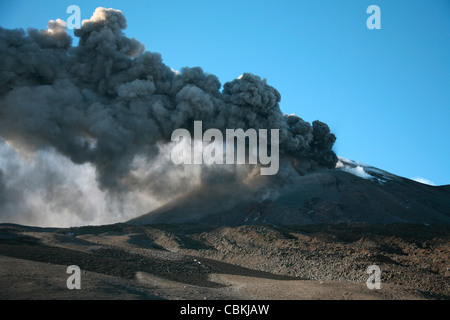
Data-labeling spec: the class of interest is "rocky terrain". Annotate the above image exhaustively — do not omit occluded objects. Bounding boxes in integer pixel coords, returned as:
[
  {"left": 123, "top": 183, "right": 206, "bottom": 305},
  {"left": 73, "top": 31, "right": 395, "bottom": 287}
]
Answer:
[{"left": 0, "top": 222, "right": 448, "bottom": 299}]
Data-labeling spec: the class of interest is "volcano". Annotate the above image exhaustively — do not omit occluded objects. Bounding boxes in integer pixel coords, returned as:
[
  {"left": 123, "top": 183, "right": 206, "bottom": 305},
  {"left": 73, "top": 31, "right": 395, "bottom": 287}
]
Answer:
[{"left": 129, "top": 157, "right": 450, "bottom": 226}]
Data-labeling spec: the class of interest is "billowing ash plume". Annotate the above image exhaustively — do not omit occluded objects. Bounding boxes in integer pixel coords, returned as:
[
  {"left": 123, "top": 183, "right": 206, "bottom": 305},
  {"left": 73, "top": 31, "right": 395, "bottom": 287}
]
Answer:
[{"left": 0, "top": 8, "right": 337, "bottom": 226}]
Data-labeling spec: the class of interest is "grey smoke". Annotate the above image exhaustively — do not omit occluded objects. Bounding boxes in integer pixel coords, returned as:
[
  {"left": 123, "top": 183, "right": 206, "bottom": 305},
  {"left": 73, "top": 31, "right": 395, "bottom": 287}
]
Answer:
[{"left": 0, "top": 8, "right": 337, "bottom": 226}]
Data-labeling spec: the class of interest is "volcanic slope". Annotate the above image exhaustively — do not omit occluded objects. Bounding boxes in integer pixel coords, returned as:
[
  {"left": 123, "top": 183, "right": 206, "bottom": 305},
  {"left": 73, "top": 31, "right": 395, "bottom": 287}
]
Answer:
[{"left": 129, "top": 158, "right": 450, "bottom": 226}]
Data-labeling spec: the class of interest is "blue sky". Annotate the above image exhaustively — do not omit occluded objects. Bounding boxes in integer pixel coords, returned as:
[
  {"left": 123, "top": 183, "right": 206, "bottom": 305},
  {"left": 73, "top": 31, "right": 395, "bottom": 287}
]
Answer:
[{"left": 1, "top": 0, "right": 449, "bottom": 185}]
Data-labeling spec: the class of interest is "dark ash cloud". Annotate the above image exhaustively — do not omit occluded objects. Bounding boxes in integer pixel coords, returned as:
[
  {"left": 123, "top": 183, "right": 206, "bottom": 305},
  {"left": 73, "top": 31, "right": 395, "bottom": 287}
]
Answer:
[{"left": 0, "top": 8, "right": 337, "bottom": 226}]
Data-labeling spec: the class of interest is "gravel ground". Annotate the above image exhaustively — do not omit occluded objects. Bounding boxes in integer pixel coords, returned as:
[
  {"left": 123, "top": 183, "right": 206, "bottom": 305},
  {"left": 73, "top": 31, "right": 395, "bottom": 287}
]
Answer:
[{"left": 0, "top": 222, "right": 448, "bottom": 299}]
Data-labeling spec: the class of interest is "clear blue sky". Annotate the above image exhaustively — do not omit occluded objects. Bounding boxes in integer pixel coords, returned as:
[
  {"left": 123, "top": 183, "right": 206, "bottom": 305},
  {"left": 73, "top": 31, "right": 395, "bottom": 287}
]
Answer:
[{"left": 1, "top": 0, "right": 449, "bottom": 185}]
